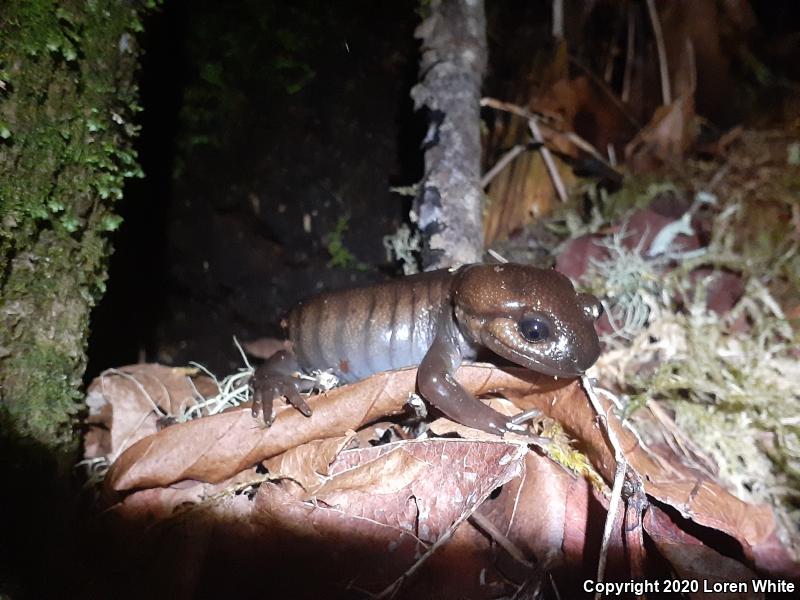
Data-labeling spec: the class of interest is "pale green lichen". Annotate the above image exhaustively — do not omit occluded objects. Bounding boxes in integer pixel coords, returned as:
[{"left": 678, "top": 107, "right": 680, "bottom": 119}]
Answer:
[
  {"left": 383, "top": 223, "right": 422, "bottom": 275},
  {"left": 591, "top": 190, "right": 800, "bottom": 537}
]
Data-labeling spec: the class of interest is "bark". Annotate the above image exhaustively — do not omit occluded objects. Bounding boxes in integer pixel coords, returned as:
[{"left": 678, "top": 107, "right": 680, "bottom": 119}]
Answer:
[
  {"left": 0, "top": 0, "right": 147, "bottom": 451},
  {"left": 411, "top": 0, "right": 487, "bottom": 270}
]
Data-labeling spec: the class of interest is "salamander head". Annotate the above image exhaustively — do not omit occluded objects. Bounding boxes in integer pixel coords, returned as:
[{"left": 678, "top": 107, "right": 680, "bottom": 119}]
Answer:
[{"left": 452, "top": 263, "right": 603, "bottom": 377}]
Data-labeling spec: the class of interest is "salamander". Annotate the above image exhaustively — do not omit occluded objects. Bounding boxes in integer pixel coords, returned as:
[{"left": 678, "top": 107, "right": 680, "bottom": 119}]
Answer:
[{"left": 252, "top": 263, "right": 603, "bottom": 434}]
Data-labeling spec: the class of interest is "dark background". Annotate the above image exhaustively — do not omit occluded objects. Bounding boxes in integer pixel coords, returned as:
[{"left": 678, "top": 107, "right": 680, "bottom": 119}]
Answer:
[{"left": 86, "top": 0, "right": 800, "bottom": 378}]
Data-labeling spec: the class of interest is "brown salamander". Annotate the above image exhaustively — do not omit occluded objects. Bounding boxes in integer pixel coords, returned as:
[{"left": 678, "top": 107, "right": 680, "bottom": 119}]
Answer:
[{"left": 253, "top": 263, "right": 603, "bottom": 434}]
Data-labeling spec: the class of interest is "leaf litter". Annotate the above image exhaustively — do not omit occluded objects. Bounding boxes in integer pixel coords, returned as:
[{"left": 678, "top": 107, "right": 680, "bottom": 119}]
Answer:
[{"left": 86, "top": 355, "right": 798, "bottom": 598}]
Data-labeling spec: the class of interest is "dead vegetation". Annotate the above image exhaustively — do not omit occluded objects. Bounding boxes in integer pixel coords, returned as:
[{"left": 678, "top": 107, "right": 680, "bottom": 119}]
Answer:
[{"left": 82, "top": 1, "right": 800, "bottom": 597}]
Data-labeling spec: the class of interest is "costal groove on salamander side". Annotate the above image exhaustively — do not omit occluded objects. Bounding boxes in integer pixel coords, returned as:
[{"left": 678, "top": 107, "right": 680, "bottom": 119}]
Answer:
[
  {"left": 289, "top": 271, "right": 453, "bottom": 382},
  {"left": 363, "top": 288, "right": 378, "bottom": 375}
]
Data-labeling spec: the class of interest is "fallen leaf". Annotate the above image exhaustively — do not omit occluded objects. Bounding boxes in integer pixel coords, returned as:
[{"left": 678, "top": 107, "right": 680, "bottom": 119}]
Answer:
[
  {"left": 645, "top": 504, "right": 761, "bottom": 600},
  {"left": 106, "top": 438, "right": 528, "bottom": 598},
  {"left": 105, "top": 366, "right": 564, "bottom": 492},
  {"left": 84, "top": 364, "right": 217, "bottom": 462},
  {"left": 626, "top": 94, "right": 696, "bottom": 171},
  {"left": 511, "top": 380, "right": 799, "bottom": 577}
]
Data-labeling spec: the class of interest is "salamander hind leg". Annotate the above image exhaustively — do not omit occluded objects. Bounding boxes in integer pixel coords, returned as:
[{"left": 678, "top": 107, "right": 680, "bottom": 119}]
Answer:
[{"left": 251, "top": 351, "right": 314, "bottom": 425}]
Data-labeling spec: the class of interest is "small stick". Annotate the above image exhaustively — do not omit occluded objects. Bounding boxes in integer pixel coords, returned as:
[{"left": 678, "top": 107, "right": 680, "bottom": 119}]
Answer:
[
  {"left": 551, "top": 0, "right": 564, "bottom": 40},
  {"left": 481, "top": 97, "right": 542, "bottom": 121},
  {"left": 646, "top": 0, "right": 671, "bottom": 105},
  {"left": 482, "top": 96, "right": 615, "bottom": 159},
  {"left": 486, "top": 248, "right": 509, "bottom": 263},
  {"left": 528, "top": 117, "right": 568, "bottom": 203},
  {"left": 481, "top": 144, "right": 526, "bottom": 188},
  {"left": 582, "top": 376, "right": 627, "bottom": 600},
  {"left": 469, "top": 512, "right": 533, "bottom": 568},
  {"left": 621, "top": 6, "right": 635, "bottom": 103}
]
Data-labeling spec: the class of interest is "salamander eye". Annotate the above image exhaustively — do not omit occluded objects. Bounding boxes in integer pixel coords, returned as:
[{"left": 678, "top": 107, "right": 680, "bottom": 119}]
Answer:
[{"left": 518, "top": 316, "right": 550, "bottom": 343}]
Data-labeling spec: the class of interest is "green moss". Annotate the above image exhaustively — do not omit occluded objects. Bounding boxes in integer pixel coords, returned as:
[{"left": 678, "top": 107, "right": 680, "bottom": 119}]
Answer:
[
  {"left": 325, "top": 215, "right": 366, "bottom": 270},
  {"left": 0, "top": 0, "right": 153, "bottom": 449},
  {"left": 1, "top": 345, "right": 82, "bottom": 448},
  {"left": 174, "top": 0, "right": 324, "bottom": 161},
  {"left": 547, "top": 175, "right": 681, "bottom": 240}
]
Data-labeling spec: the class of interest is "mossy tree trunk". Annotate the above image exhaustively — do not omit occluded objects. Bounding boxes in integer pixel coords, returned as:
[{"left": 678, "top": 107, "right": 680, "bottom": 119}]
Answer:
[{"left": 0, "top": 0, "right": 149, "bottom": 452}]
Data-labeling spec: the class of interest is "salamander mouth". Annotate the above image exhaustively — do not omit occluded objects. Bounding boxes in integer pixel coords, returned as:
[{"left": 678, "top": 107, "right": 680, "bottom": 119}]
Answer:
[{"left": 481, "top": 320, "right": 583, "bottom": 378}]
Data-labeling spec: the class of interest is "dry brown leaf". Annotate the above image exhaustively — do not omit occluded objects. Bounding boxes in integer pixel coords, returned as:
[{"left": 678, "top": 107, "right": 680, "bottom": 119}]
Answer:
[
  {"left": 511, "top": 380, "right": 798, "bottom": 577},
  {"left": 107, "top": 438, "right": 527, "bottom": 598},
  {"left": 105, "top": 365, "right": 562, "bottom": 492},
  {"left": 84, "top": 364, "right": 217, "bottom": 462},
  {"left": 110, "top": 466, "right": 263, "bottom": 523},
  {"left": 93, "top": 358, "right": 800, "bottom": 596},
  {"left": 645, "top": 505, "right": 761, "bottom": 600},
  {"left": 474, "top": 451, "right": 605, "bottom": 575},
  {"left": 263, "top": 433, "right": 358, "bottom": 491},
  {"left": 626, "top": 93, "right": 696, "bottom": 171},
  {"left": 532, "top": 76, "right": 637, "bottom": 153},
  {"left": 316, "top": 439, "right": 527, "bottom": 540},
  {"left": 100, "top": 363, "right": 796, "bottom": 578}
]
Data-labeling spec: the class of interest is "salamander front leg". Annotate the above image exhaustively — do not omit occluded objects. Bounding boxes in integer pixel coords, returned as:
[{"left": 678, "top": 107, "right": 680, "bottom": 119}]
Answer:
[
  {"left": 417, "top": 313, "right": 514, "bottom": 435},
  {"left": 251, "top": 351, "right": 314, "bottom": 425}
]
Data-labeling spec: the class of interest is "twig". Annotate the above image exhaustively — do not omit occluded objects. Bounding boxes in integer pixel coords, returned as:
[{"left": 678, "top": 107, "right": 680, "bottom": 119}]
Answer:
[
  {"left": 622, "top": 6, "right": 635, "bottom": 103},
  {"left": 481, "top": 97, "right": 566, "bottom": 127},
  {"left": 481, "top": 96, "right": 622, "bottom": 193},
  {"left": 646, "top": 0, "right": 671, "bottom": 105},
  {"left": 582, "top": 376, "right": 627, "bottom": 600},
  {"left": 481, "top": 144, "right": 526, "bottom": 188},
  {"left": 551, "top": 0, "right": 564, "bottom": 40},
  {"left": 623, "top": 470, "right": 649, "bottom": 582},
  {"left": 528, "top": 117, "right": 568, "bottom": 203},
  {"left": 486, "top": 248, "right": 509, "bottom": 263},
  {"left": 469, "top": 512, "right": 533, "bottom": 568},
  {"left": 482, "top": 96, "right": 615, "bottom": 161}
]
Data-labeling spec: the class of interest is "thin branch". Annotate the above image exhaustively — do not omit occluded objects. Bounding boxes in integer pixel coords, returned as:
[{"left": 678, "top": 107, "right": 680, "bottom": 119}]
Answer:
[
  {"left": 551, "top": 0, "right": 564, "bottom": 40},
  {"left": 486, "top": 248, "right": 510, "bottom": 263},
  {"left": 481, "top": 96, "right": 547, "bottom": 122},
  {"left": 528, "top": 117, "right": 568, "bottom": 203},
  {"left": 469, "top": 512, "right": 533, "bottom": 568},
  {"left": 646, "top": 0, "right": 671, "bottom": 104},
  {"left": 481, "top": 144, "right": 526, "bottom": 188},
  {"left": 621, "top": 5, "right": 635, "bottom": 103},
  {"left": 582, "top": 377, "right": 628, "bottom": 599}
]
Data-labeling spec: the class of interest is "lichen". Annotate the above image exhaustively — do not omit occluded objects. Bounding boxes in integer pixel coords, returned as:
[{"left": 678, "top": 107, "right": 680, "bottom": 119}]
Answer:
[{"left": 591, "top": 180, "right": 800, "bottom": 535}]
